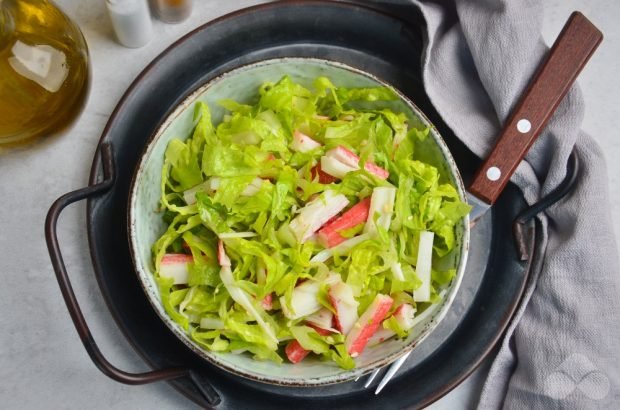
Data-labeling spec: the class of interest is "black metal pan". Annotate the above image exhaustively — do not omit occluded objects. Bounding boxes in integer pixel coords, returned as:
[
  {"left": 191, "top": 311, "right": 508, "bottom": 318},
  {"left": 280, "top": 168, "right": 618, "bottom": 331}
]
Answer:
[{"left": 45, "top": 2, "right": 584, "bottom": 408}]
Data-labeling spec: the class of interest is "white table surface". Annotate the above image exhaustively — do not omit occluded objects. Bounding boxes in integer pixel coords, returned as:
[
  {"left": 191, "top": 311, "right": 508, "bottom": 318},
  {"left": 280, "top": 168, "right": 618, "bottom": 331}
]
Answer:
[{"left": 1, "top": 1, "right": 618, "bottom": 409}]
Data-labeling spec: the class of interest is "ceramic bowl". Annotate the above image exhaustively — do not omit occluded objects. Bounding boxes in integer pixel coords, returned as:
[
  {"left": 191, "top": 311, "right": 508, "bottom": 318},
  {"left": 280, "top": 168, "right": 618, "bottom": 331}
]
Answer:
[{"left": 128, "top": 58, "right": 469, "bottom": 386}]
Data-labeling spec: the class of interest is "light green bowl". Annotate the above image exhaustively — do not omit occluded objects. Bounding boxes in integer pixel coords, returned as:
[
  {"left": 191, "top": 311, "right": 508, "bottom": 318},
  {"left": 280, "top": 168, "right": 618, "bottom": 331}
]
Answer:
[{"left": 128, "top": 58, "right": 469, "bottom": 386}]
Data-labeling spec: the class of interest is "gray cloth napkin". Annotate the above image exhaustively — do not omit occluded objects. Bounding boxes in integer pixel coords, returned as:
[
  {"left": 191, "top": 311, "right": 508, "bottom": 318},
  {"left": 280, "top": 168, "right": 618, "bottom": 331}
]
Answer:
[{"left": 376, "top": 0, "right": 620, "bottom": 408}]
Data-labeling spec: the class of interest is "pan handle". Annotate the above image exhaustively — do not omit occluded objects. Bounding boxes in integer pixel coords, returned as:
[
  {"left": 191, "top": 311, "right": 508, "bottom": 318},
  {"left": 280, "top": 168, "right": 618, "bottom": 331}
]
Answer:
[
  {"left": 468, "top": 12, "right": 601, "bottom": 205},
  {"left": 44, "top": 143, "right": 220, "bottom": 407},
  {"left": 513, "top": 150, "right": 579, "bottom": 260}
]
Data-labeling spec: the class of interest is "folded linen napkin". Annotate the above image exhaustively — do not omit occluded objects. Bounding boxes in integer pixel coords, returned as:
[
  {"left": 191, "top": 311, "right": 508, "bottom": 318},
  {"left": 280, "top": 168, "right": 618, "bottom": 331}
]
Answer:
[{"left": 373, "top": 0, "right": 620, "bottom": 407}]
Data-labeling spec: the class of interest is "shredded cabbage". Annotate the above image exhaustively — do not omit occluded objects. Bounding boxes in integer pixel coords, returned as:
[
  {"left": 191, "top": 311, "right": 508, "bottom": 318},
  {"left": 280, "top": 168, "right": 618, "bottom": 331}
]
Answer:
[{"left": 151, "top": 76, "right": 470, "bottom": 368}]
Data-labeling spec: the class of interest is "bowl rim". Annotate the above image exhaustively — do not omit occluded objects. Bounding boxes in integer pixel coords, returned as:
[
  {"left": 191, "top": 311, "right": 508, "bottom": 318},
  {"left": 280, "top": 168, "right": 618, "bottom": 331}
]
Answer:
[{"left": 127, "top": 56, "right": 470, "bottom": 386}]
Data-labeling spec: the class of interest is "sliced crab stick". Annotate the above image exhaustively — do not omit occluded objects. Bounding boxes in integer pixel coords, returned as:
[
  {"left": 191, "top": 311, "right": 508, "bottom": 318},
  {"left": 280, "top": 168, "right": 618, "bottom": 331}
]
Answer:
[
  {"left": 305, "top": 308, "right": 338, "bottom": 333},
  {"left": 261, "top": 293, "right": 273, "bottom": 310},
  {"left": 317, "top": 197, "right": 371, "bottom": 248},
  {"left": 310, "top": 163, "right": 338, "bottom": 184},
  {"left": 367, "top": 327, "right": 396, "bottom": 347},
  {"left": 323, "top": 145, "right": 389, "bottom": 180},
  {"left": 217, "top": 240, "right": 231, "bottom": 267},
  {"left": 289, "top": 190, "right": 349, "bottom": 242},
  {"left": 280, "top": 274, "right": 339, "bottom": 320},
  {"left": 328, "top": 281, "right": 359, "bottom": 335},
  {"left": 291, "top": 130, "right": 322, "bottom": 153},
  {"left": 345, "top": 293, "right": 393, "bottom": 357},
  {"left": 285, "top": 326, "right": 332, "bottom": 364},
  {"left": 393, "top": 303, "right": 416, "bottom": 329},
  {"left": 285, "top": 339, "right": 310, "bottom": 364},
  {"left": 367, "top": 303, "right": 418, "bottom": 346},
  {"left": 159, "top": 253, "right": 193, "bottom": 285},
  {"left": 319, "top": 155, "right": 358, "bottom": 179}
]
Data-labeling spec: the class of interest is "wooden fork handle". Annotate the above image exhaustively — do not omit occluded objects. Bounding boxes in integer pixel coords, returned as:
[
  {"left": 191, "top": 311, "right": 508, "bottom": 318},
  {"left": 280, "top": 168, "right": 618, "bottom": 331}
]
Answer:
[{"left": 468, "top": 11, "right": 602, "bottom": 205}]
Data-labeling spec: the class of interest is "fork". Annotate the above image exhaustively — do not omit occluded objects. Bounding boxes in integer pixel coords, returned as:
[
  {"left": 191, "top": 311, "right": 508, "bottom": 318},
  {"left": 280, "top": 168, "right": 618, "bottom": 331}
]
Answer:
[{"left": 362, "top": 351, "right": 411, "bottom": 394}]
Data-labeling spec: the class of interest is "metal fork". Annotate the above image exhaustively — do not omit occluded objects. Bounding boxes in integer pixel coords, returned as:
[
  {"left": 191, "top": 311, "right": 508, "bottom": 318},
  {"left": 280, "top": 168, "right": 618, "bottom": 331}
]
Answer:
[{"left": 362, "top": 351, "right": 412, "bottom": 394}]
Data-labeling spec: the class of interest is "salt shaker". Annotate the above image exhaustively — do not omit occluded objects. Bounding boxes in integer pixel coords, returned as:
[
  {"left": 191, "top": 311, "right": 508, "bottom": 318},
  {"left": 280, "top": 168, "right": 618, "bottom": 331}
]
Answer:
[
  {"left": 150, "top": 0, "right": 192, "bottom": 24},
  {"left": 105, "top": 0, "right": 153, "bottom": 48}
]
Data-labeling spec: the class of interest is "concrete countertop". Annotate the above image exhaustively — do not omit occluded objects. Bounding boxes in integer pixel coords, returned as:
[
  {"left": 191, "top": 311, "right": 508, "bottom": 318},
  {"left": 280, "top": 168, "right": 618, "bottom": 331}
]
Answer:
[{"left": 0, "top": 1, "right": 617, "bottom": 408}]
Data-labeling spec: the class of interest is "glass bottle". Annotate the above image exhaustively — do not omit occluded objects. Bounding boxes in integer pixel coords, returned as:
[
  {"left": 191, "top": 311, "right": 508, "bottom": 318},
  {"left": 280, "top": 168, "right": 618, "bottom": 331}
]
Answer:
[{"left": 0, "top": 0, "right": 90, "bottom": 147}]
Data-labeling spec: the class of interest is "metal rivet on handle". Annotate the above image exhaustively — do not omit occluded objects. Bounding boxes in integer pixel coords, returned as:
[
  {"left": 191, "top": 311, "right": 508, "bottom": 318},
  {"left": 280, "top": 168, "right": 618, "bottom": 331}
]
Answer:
[
  {"left": 486, "top": 166, "right": 501, "bottom": 181},
  {"left": 517, "top": 119, "right": 532, "bottom": 133}
]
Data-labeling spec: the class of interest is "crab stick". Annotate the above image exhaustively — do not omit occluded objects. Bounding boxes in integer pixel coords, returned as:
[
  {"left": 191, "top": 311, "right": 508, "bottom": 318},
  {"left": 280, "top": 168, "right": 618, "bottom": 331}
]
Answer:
[
  {"left": 310, "top": 163, "right": 338, "bottom": 184},
  {"left": 289, "top": 190, "right": 349, "bottom": 242},
  {"left": 217, "top": 240, "right": 231, "bottom": 267},
  {"left": 345, "top": 294, "right": 393, "bottom": 357},
  {"left": 393, "top": 303, "right": 416, "bottom": 329},
  {"left": 159, "top": 253, "right": 193, "bottom": 285},
  {"left": 280, "top": 274, "right": 340, "bottom": 320},
  {"left": 317, "top": 197, "right": 371, "bottom": 248},
  {"left": 320, "top": 156, "right": 358, "bottom": 179},
  {"left": 285, "top": 326, "right": 332, "bottom": 364},
  {"left": 261, "top": 293, "right": 273, "bottom": 310},
  {"left": 368, "top": 300, "right": 436, "bottom": 347},
  {"left": 285, "top": 340, "right": 310, "bottom": 364},
  {"left": 367, "top": 328, "right": 396, "bottom": 347},
  {"left": 322, "top": 145, "right": 389, "bottom": 180},
  {"left": 305, "top": 308, "right": 338, "bottom": 333},
  {"left": 328, "top": 281, "right": 359, "bottom": 335},
  {"left": 368, "top": 303, "right": 417, "bottom": 346},
  {"left": 291, "top": 130, "right": 322, "bottom": 153}
]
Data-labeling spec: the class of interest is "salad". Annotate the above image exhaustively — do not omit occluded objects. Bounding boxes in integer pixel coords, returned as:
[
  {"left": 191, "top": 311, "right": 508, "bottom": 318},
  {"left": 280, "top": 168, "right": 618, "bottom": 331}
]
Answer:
[{"left": 152, "top": 75, "right": 470, "bottom": 369}]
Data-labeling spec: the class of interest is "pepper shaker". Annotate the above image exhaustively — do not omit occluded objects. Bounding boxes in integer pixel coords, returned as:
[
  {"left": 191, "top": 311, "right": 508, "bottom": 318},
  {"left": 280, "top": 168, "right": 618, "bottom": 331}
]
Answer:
[{"left": 150, "top": 0, "right": 192, "bottom": 24}]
